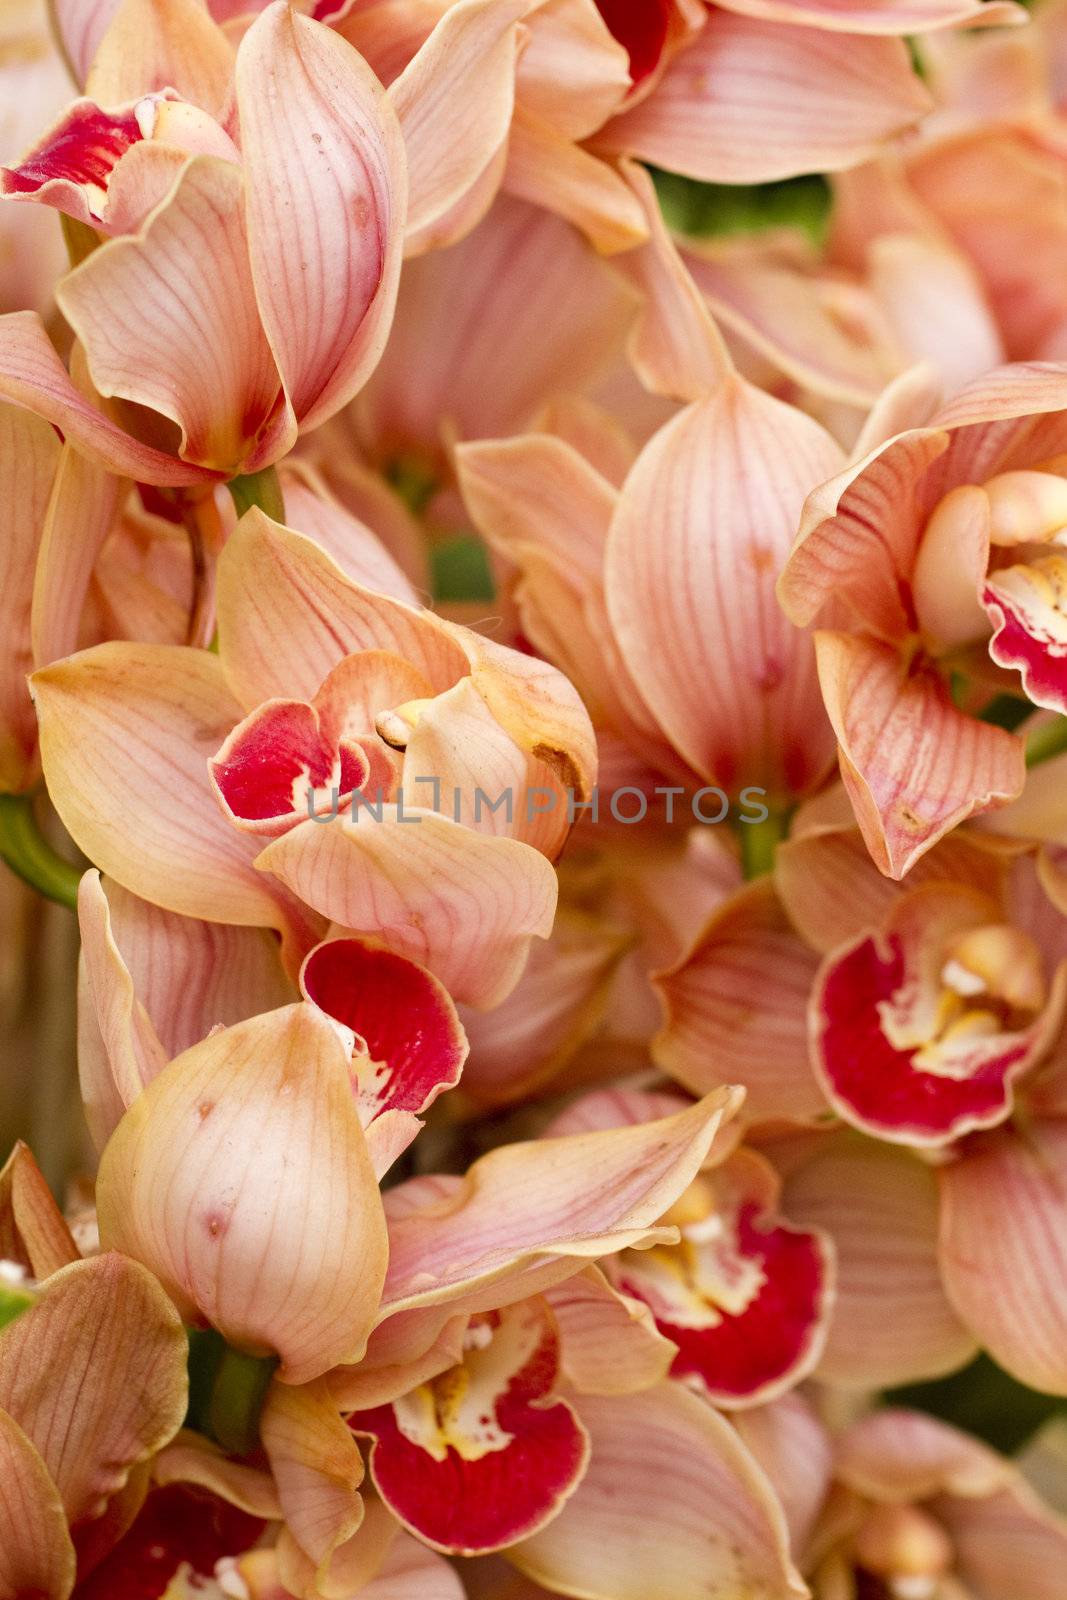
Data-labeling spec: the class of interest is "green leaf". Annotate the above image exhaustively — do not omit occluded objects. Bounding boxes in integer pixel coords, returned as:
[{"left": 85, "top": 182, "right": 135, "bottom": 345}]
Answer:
[{"left": 652, "top": 170, "right": 832, "bottom": 247}]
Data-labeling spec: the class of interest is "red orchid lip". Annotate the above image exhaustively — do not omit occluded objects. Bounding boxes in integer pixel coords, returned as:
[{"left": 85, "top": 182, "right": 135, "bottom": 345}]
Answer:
[{"left": 594, "top": 0, "right": 673, "bottom": 84}]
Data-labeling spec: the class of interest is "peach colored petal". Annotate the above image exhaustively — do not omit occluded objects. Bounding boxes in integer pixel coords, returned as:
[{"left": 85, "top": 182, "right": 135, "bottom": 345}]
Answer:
[
  {"left": 867, "top": 233, "right": 1004, "bottom": 393},
  {"left": 783, "top": 1138, "right": 976, "bottom": 1388},
  {"left": 0, "top": 1143, "right": 79, "bottom": 1279},
  {"left": 0, "top": 1406, "right": 75, "bottom": 1600},
  {"left": 732, "top": 1395, "right": 833, "bottom": 1564},
  {"left": 153, "top": 1429, "right": 282, "bottom": 1517},
  {"left": 32, "top": 642, "right": 288, "bottom": 930},
  {"left": 654, "top": 878, "right": 825, "bottom": 1125},
  {"left": 713, "top": 0, "right": 1024, "bottom": 31},
  {"left": 835, "top": 1408, "right": 1006, "bottom": 1501},
  {"left": 329, "top": 1314, "right": 468, "bottom": 1413},
  {"left": 235, "top": 3, "right": 407, "bottom": 435},
  {"left": 598, "top": 13, "right": 930, "bottom": 183},
  {"left": 50, "top": 0, "right": 123, "bottom": 87},
  {"left": 504, "top": 109, "right": 648, "bottom": 255},
  {"left": 30, "top": 446, "right": 123, "bottom": 676},
  {"left": 512, "top": 1381, "right": 807, "bottom": 1600},
  {"left": 87, "top": 0, "right": 235, "bottom": 111},
  {"left": 546, "top": 1266, "right": 676, "bottom": 1395},
  {"left": 389, "top": 0, "right": 532, "bottom": 250},
  {"left": 813, "top": 630, "right": 1024, "bottom": 878},
  {"left": 939, "top": 1120, "right": 1067, "bottom": 1394},
  {"left": 261, "top": 1377, "right": 365, "bottom": 1575},
  {"left": 97, "top": 1004, "right": 388, "bottom": 1384},
  {"left": 0, "top": 314, "right": 211, "bottom": 487},
  {"left": 517, "top": 0, "right": 631, "bottom": 139},
  {"left": 276, "top": 460, "right": 419, "bottom": 603},
  {"left": 0, "top": 403, "right": 60, "bottom": 792},
  {"left": 379, "top": 1089, "right": 736, "bottom": 1318},
  {"left": 58, "top": 157, "right": 284, "bottom": 474},
  {"left": 605, "top": 382, "right": 841, "bottom": 798},
  {"left": 941, "top": 1478, "right": 1067, "bottom": 1600},
  {"left": 0, "top": 1253, "right": 187, "bottom": 1527},
  {"left": 257, "top": 812, "right": 558, "bottom": 1008}
]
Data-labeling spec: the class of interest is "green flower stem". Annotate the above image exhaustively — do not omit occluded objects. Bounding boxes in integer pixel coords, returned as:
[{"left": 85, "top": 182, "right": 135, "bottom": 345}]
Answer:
[
  {"left": 0, "top": 795, "right": 80, "bottom": 910},
  {"left": 739, "top": 809, "right": 788, "bottom": 881},
  {"left": 227, "top": 466, "right": 285, "bottom": 524},
  {"left": 207, "top": 1343, "right": 279, "bottom": 1457},
  {"left": 1025, "top": 716, "right": 1067, "bottom": 769}
]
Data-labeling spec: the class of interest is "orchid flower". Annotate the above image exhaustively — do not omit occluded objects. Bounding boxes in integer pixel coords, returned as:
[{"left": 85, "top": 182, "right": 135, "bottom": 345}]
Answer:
[
  {"left": 34, "top": 509, "right": 595, "bottom": 1004},
  {"left": 778, "top": 362, "right": 1067, "bottom": 876},
  {"left": 0, "top": 0, "right": 70, "bottom": 318}
]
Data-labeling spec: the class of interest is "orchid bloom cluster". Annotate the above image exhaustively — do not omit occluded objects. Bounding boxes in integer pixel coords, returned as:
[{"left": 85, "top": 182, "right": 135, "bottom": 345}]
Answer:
[{"left": 8, "top": 0, "right": 1067, "bottom": 1597}]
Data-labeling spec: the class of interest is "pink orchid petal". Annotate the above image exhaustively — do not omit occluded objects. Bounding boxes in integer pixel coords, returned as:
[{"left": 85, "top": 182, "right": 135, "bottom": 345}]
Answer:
[
  {"left": 512, "top": 1381, "right": 807, "bottom": 1600},
  {"left": 50, "top": 0, "right": 122, "bottom": 88},
  {"left": 939, "top": 1120, "right": 1067, "bottom": 1393},
  {"left": 547, "top": 1266, "right": 676, "bottom": 1396},
  {"left": 30, "top": 446, "right": 124, "bottom": 679},
  {"left": 389, "top": 0, "right": 532, "bottom": 250},
  {"left": 940, "top": 1478, "right": 1067, "bottom": 1600},
  {"left": 985, "top": 556, "right": 1067, "bottom": 713},
  {"left": 0, "top": 1408, "right": 75, "bottom": 1599},
  {"left": 258, "top": 812, "right": 558, "bottom": 1008},
  {"left": 97, "top": 1004, "right": 389, "bottom": 1384},
  {"left": 379, "top": 1089, "right": 736, "bottom": 1318},
  {"left": 732, "top": 1395, "right": 834, "bottom": 1564},
  {"left": 605, "top": 379, "right": 841, "bottom": 797},
  {"left": 598, "top": 13, "right": 930, "bottom": 183},
  {"left": 835, "top": 1408, "right": 1006, "bottom": 1501},
  {"left": 813, "top": 630, "right": 1024, "bottom": 878},
  {"left": 330, "top": 1313, "right": 469, "bottom": 1414},
  {"left": 209, "top": 696, "right": 371, "bottom": 835},
  {"left": 3, "top": 97, "right": 151, "bottom": 228},
  {"left": 153, "top": 1430, "right": 282, "bottom": 1518},
  {"left": 713, "top": 0, "right": 1025, "bottom": 32},
  {"left": 783, "top": 1137, "right": 976, "bottom": 1387},
  {"left": 301, "top": 936, "right": 467, "bottom": 1121},
  {"left": 77, "top": 870, "right": 294, "bottom": 1149},
  {"left": 86, "top": 0, "right": 235, "bottom": 111},
  {"left": 0, "top": 1143, "right": 80, "bottom": 1280},
  {"left": 276, "top": 461, "right": 420, "bottom": 602},
  {"left": 260, "top": 1377, "right": 365, "bottom": 1575},
  {"left": 868, "top": 233, "right": 1005, "bottom": 393},
  {"left": 654, "top": 878, "right": 826, "bottom": 1125},
  {"left": 0, "top": 403, "right": 60, "bottom": 792},
  {"left": 504, "top": 109, "right": 648, "bottom": 255},
  {"left": 352, "top": 1299, "right": 590, "bottom": 1555},
  {"left": 32, "top": 642, "right": 289, "bottom": 931},
  {"left": 359, "top": 1526, "right": 466, "bottom": 1600},
  {"left": 58, "top": 156, "right": 285, "bottom": 474},
  {"left": 0, "top": 1253, "right": 187, "bottom": 1529},
  {"left": 235, "top": 2, "right": 407, "bottom": 433},
  {"left": 517, "top": 0, "right": 631, "bottom": 139},
  {"left": 812, "top": 882, "right": 1060, "bottom": 1144},
  {"left": 0, "top": 312, "right": 214, "bottom": 486}
]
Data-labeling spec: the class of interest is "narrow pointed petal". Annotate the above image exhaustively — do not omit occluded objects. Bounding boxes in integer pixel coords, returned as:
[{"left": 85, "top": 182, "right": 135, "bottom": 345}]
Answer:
[
  {"left": 654, "top": 879, "right": 825, "bottom": 1125},
  {"left": 58, "top": 157, "right": 284, "bottom": 475},
  {"left": 0, "top": 1144, "right": 79, "bottom": 1280},
  {"left": 939, "top": 1121, "right": 1067, "bottom": 1394},
  {"left": 512, "top": 1381, "right": 807, "bottom": 1600},
  {"left": 0, "top": 312, "right": 214, "bottom": 486},
  {"left": 0, "top": 1253, "right": 187, "bottom": 1528},
  {"left": 260, "top": 1378, "right": 365, "bottom": 1575},
  {"left": 352, "top": 1298, "right": 590, "bottom": 1555},
  {"left": 302, "top": 936, "right": 467, "bottom": 1123},
  {"left": 784, "top": 1138, "right": 976, "bottom": 1387},
  {"left": 389, "top": 0, "right": 531, "bottom": 250},
  {"left": 813, "top": 630, "right": 1024, "bottom": 878},
  {"left": 97, "top": 1004, "right": 389, "bottom": 1383},
  {"left": 32, "top": 642, "right": 288, "bottom": 929},
  {"left": 379, "top": 1089, "right": 736, "bottom": 1317},
  {"left": 87, "top": 0, "right": 235, "bottom": 110},
  {"left": 599, "top": 13, "right": 930, "bottom": 182},
  {"left": 235, "top": 3, "right": 407, "bottom": 432},
  {"left": 31, "top": 446, "right": 123, "bottom": 676},
  {"left": 605, "top": 381, "right": 841, "bottom": 797},
  {"left": 714, "top": 0, "right": 1024, "bottom": 29},
  {"left": 0, "top": 1407, "right": 75, "bottom": 1600},
  {"left": 258, "top": 813, "right": 558, "bottom": 1008},
  {"left": 505, "top": 109, "right": 648, "bottom": 255},
  {"left": 0, "top": 403, "right": 60, "bottom": 792},
  {"left": 277, "top": 461, "right": 419, "bottom": 603}
]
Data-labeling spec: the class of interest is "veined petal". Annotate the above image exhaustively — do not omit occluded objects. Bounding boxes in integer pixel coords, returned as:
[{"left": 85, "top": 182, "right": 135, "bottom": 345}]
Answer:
[
  {"left": 50, "top": 0, "right": 122, "bottom": 88},
  {"left": 31, "top": 446, "right": 123, "bottom": 678},
  {"left": 258, "top": 813, "right": 558, "bottom": 1008},
  {"left": 712, "top": 0, "right": 1024, "bottom": 31},
  {"left": 378, "top": 1089, "right": 736, "bottom": 1317},
  {"left": 939, "top": 1120, "right": 1067, "bottom": 1394},
  {"left": 0, "top": 403, "right": 60, "bottom": 792},
  {"left": 389, "top": 0, "right": 532, "bottom": 250},
  {"left": 260, "top": 1378, "right": 365, "bottom": 1576},
  {"left": 0, "top": 1253, "right": 187, "bottom": 1528},
  {"left": 0, "top": 1143, "right": 79, "bottom": 1280},
  {"left": 598, "top": 13, "right": 930, "bottom": 183},
  {"left": 0, "top": 1407, "right": 75, "bottom": 1600},
  {"left": 732, "top": 1395, "right": 833, "bottom": 1564},
  {"left": 352, "top": 1299, "right": 590, "bottom": 1555},
  {"left": 153, "top": 1430, "right": 281, "bottom": 1518},
  {"left": 96, "top": 1004, "right": 389, "bottom": 1384},
  {"left": 512, "top": 1380, "right": 807, "bottom": 1600},
  {"left": 58, "top": 156, "right": 285, "bottom": 475},
  {"left": 986, "top": 554, "right": 1067, "bottom": 714},
  {"left": 517, "top": 0, "right": 631, "bottom": 139},
  {"left": 86, "top": 0, "right": 235, "bottom": 110},
  {"left": 605, "top": 381, "right": 841, "bottom": 797},
  {"left": 504, "top": 109, "right": 648, "bottom": 255},
  {"left": 940, "top": 1477, "right": 1067, "bottom": 1600},
  {"left": 653, "top": 878, "right": 826, "bottom": 1125},
  {"left": 276, "top": 460, "right": 419, "bottom": 603},
  {"left": 32, "top": 642, "right": 288, "bottom": 930},
  {"left": 783, "top": 1137, "right": 976, "bottom": 1388},
  {"left": 301, "top": 936, "right": 467, "bottom": 1122},
  {"left": 813, "top": 630, "right": 1024, "bottom": 878},
  {"left": 235, "top": 3, "right": 407, "bottom": 434},
  {"left": 546, "top": 1267, "right": 676, "bottom": 1396}
]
